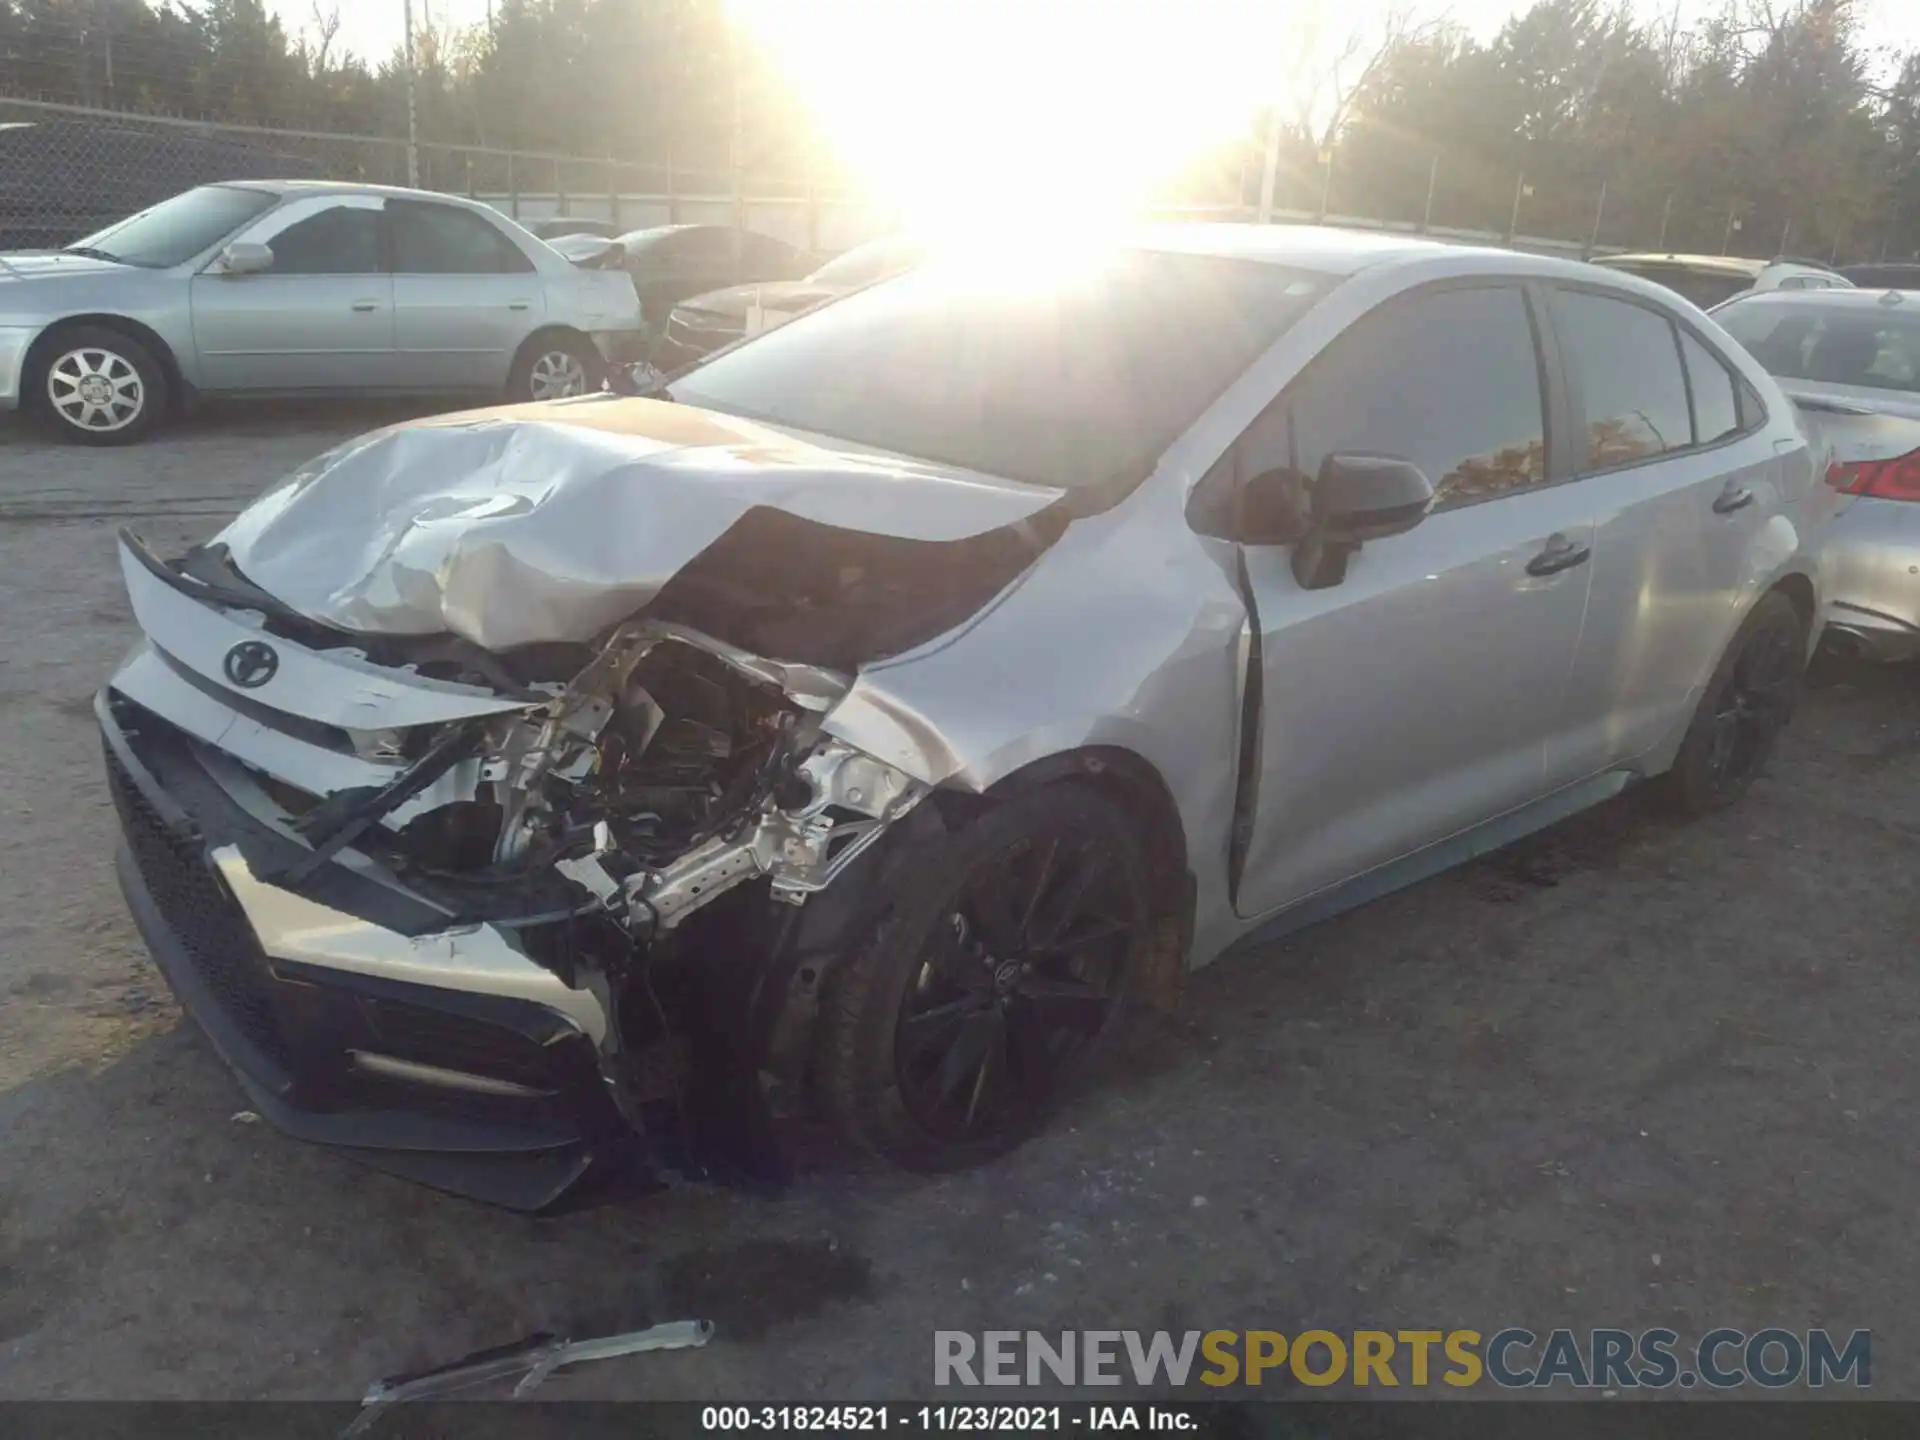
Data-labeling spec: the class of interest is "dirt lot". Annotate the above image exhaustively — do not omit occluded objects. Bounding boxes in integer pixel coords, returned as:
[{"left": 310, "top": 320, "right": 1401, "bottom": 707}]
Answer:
[{"left": 2, "top": 404, "right": 1918, "bottom": 1403}]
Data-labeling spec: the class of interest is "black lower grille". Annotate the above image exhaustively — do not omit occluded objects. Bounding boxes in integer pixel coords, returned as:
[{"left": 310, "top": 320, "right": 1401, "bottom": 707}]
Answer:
[{"left": 105, "top": 743, "right": 290, "bottom": 1067}]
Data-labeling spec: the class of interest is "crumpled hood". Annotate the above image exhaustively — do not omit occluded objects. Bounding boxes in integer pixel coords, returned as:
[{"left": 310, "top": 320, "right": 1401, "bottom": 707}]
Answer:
[{"left": 214, "top": 396, "right": 1065, "bottom": 653}]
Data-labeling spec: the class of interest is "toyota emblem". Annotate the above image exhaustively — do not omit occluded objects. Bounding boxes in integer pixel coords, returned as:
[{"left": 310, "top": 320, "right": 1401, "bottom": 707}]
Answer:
[{"left": 222, "top": 640, "right": 279, "bottom": 689}]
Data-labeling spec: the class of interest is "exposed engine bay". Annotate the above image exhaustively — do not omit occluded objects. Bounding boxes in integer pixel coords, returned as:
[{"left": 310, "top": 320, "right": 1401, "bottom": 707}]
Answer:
[
  {"left": 313, "top": 620, "right": 927, "bottom": 935},
  {"left": 109, "top": 525, "right": 952, "bottom": 1196}
]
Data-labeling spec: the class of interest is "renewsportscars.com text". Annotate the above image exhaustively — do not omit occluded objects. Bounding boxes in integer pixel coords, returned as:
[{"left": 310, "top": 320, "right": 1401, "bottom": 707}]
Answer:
[{"left": 933, "top": 1327, "right": 1871, "bottom": 1390}]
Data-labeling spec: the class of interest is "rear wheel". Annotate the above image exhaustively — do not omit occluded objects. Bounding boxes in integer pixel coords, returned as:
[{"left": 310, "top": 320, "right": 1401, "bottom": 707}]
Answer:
[
  {"left": 31, "top": 325, "right": 167, "bottom": 444},
  {"left": 508, "top": 334, "right": 604, "bottom": 402},
  {"left": 1664, "top": 591, "right": 1806, "bottom": 815},
  {"left": 822, "top": 784, "right": 1150, "bottom": 1172}
]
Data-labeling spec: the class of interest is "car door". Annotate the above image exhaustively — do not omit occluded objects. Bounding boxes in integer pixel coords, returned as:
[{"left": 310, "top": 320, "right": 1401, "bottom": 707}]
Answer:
[
  {"left": 388, "top": 198, "right": 544, "bottom": 390},
  {"left": 188, "top": 195, "right": 394, "bottom": 391},
  {"left": 1541, "top": 286, "right": 1782, "bottom": 778},
  {"left": 1233, "top": 281, "right": 1600, "bottom": 917}
]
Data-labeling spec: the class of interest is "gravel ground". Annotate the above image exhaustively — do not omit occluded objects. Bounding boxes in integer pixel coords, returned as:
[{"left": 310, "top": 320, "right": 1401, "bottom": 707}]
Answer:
[{"left": 2, "top": 405, "right": 1918, "bottom": 1402}]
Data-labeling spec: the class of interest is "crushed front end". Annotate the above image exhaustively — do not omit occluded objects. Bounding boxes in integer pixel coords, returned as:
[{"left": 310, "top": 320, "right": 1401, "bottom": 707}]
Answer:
[{"left": 102, "top": 531, "right": 928, "bottom": 1210}]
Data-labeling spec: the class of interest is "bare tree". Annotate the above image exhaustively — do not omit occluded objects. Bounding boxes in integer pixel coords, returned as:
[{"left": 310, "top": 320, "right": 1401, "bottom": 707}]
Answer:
[
  {"left": 1257, "top": 5, "right": 1436, "bottom": 221},
  {"left": 302, "top": 2, "right": 343, "bottom": 75}
]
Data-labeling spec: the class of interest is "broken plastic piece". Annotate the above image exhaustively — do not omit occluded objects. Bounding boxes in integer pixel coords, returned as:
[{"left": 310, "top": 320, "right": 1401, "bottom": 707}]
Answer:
[{"left": 341, "top": 1318, "right": 713, "bottom": 1436}]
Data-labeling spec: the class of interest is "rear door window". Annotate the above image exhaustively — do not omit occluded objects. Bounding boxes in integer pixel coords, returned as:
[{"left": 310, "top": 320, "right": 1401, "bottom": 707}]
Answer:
[
  {"left": 390, "top": 200, "right": 533, "bottom": 274},
  {"left": 1552, "top": 290, "right": 1693, "bottom": 468}
]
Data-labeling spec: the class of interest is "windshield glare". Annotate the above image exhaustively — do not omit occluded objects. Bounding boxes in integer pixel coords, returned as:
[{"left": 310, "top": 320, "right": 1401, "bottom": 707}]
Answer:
[
  {"left": 1719, "top": 300, "right": 1920, "bottom": 394},
  {"left": 671, "top": 248, "right": 1329, "bottom": 491},
  {"left": 72, "top": 185, "right": 278, "bottom": 268}
]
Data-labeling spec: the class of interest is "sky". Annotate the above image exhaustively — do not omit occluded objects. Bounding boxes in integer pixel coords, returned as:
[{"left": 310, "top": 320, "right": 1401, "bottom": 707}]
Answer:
[{"left": 278, "top": 0, "right": 1920, "bottom": 71}]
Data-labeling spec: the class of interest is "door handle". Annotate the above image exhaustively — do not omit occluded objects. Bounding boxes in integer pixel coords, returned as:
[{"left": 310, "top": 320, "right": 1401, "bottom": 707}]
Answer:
[
  {"left": 1713, "top": 484, "right": 1756, "bottom": 515},
  {"left": 508, "top": 300, "right": 531, "bottom": 311},
  {"left": 1526, "top": 532, "right": 1592, "bottom": 577},
  {"left": 351, "top": 300, "right": 379, "bottom": 312}
]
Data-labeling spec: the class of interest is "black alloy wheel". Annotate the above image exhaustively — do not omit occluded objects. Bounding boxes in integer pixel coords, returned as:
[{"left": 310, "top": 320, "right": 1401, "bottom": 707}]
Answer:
[
  {"left": 1668, "top": 591, "right": 1806, "bottom": 814},
  {"left": 824, "top": 784, "right": 1150, "bottom": 1171}
]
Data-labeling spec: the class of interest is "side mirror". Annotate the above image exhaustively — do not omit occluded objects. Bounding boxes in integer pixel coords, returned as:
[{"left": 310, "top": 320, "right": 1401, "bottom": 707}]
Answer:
[
  {"left": 217, "top": 241, "right": 274, "bottom": 277},
  {"left": 1292, "top": 452, "right": 1435, "bottom": 591}
]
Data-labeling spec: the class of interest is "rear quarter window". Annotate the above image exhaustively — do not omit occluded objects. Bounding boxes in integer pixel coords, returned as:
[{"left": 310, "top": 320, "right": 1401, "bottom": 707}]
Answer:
[{"left": 1553, "top": 289, "right": 1693, "bottom": 467}]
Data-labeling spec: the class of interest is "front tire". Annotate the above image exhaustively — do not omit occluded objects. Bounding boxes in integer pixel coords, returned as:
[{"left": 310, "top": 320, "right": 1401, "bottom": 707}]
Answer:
[
  {"left": 508, "top": 334, "right": 605, "bottom": 402},
  {"left": 1664, "top": 591, "right": 1807, "bottom": 816},
  {"left": 822, "top": 784, "right": 1151, "bottom": 1172},
  {"left": 30, "top": 325, "right": 167, "bottom": 445}
]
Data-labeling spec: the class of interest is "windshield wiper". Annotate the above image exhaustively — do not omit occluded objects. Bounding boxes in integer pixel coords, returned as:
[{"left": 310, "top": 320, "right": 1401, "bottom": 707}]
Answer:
[{"left": 63, "top": 245, "right": 122, "bottom": 262}]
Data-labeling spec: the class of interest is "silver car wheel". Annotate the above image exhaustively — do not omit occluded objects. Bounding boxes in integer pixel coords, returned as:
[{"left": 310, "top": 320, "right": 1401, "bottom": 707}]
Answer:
[
  {"left": 47, "top": 347, "right": 145, "bottom": 434},
  {"left": 527, "top": 350, "right": 590, "bottom": 400}
]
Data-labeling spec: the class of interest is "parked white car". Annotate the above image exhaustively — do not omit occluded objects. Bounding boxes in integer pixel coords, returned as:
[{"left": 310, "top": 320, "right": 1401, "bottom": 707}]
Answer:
[{"left": 0, "top": 181, "right": 646, "bottom": 444}]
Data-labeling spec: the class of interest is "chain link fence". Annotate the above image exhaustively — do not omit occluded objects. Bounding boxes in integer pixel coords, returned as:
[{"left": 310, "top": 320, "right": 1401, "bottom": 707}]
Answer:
[{"left": 0, "top": 93, "right": 1906, "bottom": 266}]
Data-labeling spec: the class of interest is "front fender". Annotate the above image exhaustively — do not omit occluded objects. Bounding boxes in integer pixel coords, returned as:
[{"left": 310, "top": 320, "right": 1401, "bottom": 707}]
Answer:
[
  {"left": 818, "top": 470, "right": 1250, "bottom": 964},
  {"left": 13, "top": 275, "right": 202, "bottom": 389}
]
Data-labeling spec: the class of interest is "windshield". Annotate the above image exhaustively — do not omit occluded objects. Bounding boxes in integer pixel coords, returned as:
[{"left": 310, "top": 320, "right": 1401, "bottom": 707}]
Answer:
[
  {"left": 807, "top": 237, "right": 927, "bottom": 289},
  {"left": 71, "top": 185, "right": 278, "bottom": 268},
  {"left": 1719, "top": 300, "right": 1920, "bottom": 394},
  {"left": 671, "top": 247, "right": 1329, "bottom": 491}
]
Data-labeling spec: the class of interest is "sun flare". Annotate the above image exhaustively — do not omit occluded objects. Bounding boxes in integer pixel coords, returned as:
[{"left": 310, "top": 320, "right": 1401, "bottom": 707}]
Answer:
[{"left": 727, "top": 0, "right": 1287, "bottom": 239}]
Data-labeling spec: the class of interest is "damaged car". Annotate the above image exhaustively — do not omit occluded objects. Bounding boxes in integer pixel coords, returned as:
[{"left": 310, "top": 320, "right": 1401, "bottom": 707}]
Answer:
[{"left": 102, "top": 228, "right": 1843, "bottom": 1209}]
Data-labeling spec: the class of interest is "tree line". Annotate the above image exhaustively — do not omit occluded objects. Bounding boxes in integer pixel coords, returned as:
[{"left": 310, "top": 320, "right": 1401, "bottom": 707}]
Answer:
[{"left": 0, "top": 0, "right": 1916, "bottom": 257}]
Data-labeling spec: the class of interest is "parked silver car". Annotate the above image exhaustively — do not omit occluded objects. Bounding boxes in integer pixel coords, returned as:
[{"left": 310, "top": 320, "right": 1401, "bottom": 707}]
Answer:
[
  {"left": 0, "top": 181, "right": 645, "bottom": 444},
  {"left": 101, "top": 227, "right": 1843, "bottom": 1207},
  {"left": 1715, "top": 287, "right": 1920, "bottom": 660}
]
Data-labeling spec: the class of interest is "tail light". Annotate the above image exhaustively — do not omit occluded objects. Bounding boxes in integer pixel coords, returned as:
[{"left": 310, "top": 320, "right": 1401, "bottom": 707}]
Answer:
[{"left": 1825, "top": 448, "right": 1920, "bottom": 501}]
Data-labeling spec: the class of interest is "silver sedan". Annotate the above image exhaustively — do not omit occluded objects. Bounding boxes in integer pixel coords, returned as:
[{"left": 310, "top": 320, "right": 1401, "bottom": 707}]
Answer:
[
  {"left": 100, "top": 228, "right": 1842, "bottom": 1203},
  {"left": 1715, "top": 288, "right": 1920, "bottom": 660},
  {"left": 0, "top": 181, "right": 645, "bottom": 444}
]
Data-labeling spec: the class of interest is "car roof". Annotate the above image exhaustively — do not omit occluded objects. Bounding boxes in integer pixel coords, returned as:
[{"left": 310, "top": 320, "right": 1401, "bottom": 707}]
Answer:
[
  {"left": 1129, "top": 222, "right": 1476, "bottom": 275},
  {"left": 1593, "top": 252, "right": 1768, "bottom": 277},
  {"left": 1121, "top": 223, "right": 1704, "bottom": 300},
  {"left": 1717, "top": 287, "right": 1920, "bottom": 313},
  {"left": 220, "top": 178, "right": 508, "bottom": 215},
  {"left": 228, "top": 178, "right": 468, "bottom": 201}
]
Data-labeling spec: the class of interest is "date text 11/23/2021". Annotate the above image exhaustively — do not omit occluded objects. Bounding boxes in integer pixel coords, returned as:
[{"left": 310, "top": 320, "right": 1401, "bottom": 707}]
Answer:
[{"left": 701, "top": 1406, "right": 1197, "bottom": 1431}]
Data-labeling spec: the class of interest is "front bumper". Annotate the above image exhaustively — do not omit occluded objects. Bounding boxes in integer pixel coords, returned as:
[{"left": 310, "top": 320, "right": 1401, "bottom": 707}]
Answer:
[
  {"left": 1822, "top": 495, "right": 1920, "bottom": 662},
  {"left": 99, "top": 688, "right": 629, "bottom": 1210},
  {"left": 0, "top": 325, "right": 33, "bottom": 409}
]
